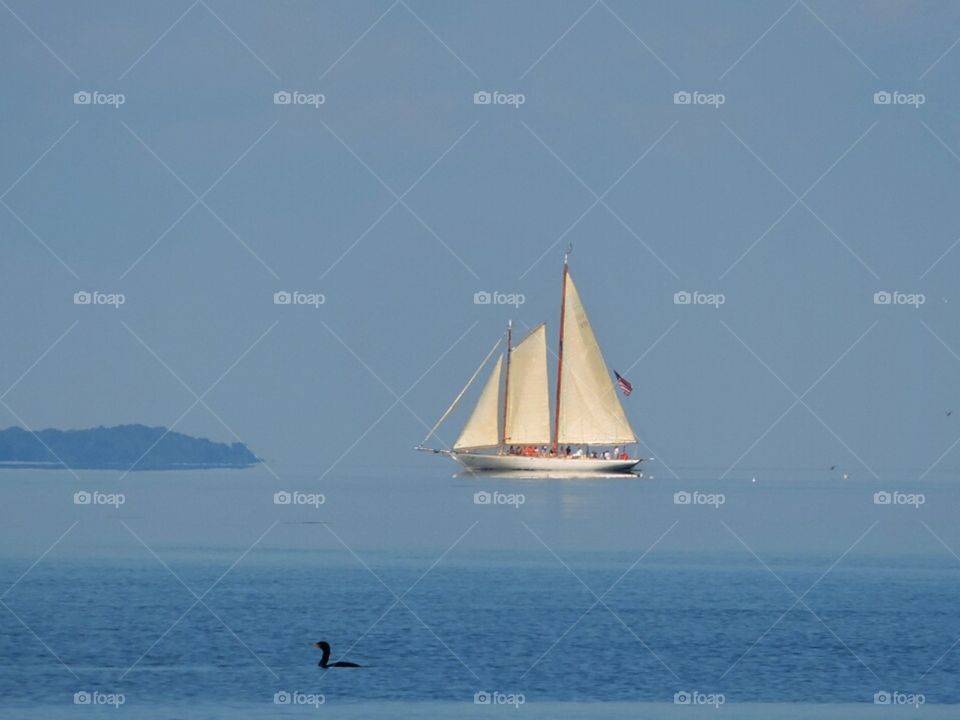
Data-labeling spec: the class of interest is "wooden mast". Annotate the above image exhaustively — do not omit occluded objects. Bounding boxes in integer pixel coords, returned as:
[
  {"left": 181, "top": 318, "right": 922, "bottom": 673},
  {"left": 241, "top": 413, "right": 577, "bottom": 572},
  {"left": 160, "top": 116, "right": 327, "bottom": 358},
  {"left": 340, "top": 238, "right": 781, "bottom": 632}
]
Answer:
[
  {"left": 553, "top": 252, "right": 569, "bottom": 452},
  {"left": 500, "top": 320, "right": 511, "bottom": 452}
]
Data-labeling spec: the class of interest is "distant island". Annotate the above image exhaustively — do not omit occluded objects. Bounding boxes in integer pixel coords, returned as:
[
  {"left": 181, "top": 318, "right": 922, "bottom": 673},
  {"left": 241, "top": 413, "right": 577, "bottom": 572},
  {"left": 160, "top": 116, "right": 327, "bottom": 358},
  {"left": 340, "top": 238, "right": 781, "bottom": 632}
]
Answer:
[{"left": 0, "top": 424, "right": 260, "bottom": 470}]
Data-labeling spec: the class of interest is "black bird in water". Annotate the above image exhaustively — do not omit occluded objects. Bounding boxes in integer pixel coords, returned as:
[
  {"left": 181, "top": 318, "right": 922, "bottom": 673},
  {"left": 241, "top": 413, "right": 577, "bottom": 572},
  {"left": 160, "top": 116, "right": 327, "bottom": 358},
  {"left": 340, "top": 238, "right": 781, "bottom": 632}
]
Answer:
[{"left": 314, "top": 641, "right": 361, "bottom": 668}]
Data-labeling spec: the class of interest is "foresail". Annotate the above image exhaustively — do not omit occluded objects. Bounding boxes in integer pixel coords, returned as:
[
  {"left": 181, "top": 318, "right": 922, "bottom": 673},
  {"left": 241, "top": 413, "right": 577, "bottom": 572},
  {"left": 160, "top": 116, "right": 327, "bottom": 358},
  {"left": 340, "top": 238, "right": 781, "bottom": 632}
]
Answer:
[
  {"left": 557, "top": 273, "right": 635, "bottom": 445},
  {"left": 504, "top": 324, "right": 551, "bottom": 445},
  {"left": 454, "top": 355, "right": 502, "bottom": 449}
]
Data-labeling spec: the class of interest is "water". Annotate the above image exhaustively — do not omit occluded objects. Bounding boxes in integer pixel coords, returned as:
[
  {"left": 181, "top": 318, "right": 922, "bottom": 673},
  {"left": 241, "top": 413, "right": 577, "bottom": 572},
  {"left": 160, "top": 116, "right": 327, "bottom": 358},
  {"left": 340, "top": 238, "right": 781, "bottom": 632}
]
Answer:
[{"left": 1, "top": 466, "right": 958, "bottom": 717}]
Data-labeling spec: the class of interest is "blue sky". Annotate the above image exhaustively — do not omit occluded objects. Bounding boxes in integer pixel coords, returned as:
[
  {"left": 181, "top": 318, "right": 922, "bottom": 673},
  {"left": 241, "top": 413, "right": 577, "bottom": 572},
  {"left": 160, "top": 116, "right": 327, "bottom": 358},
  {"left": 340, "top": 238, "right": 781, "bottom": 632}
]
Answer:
[{"left": 3, "top": 0, "right": 960, "bottom": 481}]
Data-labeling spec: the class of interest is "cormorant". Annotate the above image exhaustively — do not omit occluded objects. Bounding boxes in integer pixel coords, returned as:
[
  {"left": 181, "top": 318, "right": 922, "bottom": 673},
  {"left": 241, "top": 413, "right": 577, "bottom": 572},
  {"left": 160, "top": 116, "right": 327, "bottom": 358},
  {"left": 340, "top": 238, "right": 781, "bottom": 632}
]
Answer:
[{"left": 314, "top": 641, "right": 361, "bottom": 668}]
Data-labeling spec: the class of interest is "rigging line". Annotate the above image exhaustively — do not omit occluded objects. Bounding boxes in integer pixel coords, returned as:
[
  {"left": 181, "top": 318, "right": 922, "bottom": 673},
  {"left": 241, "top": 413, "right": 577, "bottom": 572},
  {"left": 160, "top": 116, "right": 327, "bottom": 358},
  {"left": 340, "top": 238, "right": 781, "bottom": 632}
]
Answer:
[{"left": 420, "top": 336, "right": 502, "bottom": 447}]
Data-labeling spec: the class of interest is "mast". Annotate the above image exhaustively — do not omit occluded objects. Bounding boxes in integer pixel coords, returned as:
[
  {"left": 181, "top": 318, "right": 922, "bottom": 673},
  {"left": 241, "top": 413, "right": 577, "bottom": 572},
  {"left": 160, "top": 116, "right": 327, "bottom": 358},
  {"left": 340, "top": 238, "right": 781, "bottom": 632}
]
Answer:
[
  {"left": 553, "top": 252, "right": 569, "bottom": 451},
  {"left": 500, "top": 320, "right": 512, "bottom": 451}
]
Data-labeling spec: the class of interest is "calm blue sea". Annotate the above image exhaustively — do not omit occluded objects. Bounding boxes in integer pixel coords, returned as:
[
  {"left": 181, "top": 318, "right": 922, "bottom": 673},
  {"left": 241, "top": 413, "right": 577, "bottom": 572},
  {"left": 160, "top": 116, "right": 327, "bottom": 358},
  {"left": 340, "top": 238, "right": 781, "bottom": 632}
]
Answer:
[{"left": 1, "top": 467, "right": 958, "bottom": 718}]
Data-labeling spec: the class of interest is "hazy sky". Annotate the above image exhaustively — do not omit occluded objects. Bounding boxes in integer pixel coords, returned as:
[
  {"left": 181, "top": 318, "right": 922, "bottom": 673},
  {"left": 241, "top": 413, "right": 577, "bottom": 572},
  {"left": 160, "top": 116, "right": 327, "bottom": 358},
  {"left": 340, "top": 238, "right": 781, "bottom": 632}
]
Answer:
[{"left": 3, "top": 0, "right": 960, "bottom": 482}]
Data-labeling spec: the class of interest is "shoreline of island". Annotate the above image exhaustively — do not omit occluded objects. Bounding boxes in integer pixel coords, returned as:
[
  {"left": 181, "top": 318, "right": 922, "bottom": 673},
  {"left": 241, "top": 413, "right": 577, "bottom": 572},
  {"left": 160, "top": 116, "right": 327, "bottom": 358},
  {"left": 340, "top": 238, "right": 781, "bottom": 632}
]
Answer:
[{"left": 0, "top": 424, "right": 261, "bottom": 471}]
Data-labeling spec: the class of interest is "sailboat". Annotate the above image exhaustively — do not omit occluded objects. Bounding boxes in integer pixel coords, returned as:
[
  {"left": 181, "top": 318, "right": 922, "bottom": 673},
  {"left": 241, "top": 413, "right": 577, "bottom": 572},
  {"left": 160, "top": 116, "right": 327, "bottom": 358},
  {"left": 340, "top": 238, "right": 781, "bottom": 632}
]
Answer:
[{"left": 417, "top": 255, "right": 643, "bottom": 474}]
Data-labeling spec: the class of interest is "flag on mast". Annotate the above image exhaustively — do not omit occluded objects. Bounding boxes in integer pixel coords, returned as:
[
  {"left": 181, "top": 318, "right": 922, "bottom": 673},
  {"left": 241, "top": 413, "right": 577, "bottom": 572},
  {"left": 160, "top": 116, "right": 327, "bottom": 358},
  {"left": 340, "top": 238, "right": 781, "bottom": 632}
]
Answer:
[{"left": 613, "top": 370, "right": 633, "bottom": 397}]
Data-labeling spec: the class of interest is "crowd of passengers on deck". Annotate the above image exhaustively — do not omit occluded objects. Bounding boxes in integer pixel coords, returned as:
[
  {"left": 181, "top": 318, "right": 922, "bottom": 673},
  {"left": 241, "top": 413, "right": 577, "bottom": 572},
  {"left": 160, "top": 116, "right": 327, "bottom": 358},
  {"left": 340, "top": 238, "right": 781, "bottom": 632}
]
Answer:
[{"left": 506, "top": 445, "right": 629, "bottom": 460}]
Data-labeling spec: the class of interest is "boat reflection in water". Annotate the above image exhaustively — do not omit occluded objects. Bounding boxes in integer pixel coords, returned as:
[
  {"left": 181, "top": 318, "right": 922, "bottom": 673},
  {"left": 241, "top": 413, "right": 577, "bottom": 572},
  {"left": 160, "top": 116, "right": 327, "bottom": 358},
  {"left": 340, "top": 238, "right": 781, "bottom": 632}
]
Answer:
[{"left": 452, "top": 470, "right": 645, "bottom": 481}]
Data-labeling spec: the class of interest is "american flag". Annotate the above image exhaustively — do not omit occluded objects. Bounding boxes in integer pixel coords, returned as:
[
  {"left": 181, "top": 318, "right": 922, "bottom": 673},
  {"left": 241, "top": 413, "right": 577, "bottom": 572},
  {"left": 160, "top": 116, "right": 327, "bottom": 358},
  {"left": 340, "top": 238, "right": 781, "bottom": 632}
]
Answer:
[{"left": 614, "top": 370, "right": 632, "bottom": 396}]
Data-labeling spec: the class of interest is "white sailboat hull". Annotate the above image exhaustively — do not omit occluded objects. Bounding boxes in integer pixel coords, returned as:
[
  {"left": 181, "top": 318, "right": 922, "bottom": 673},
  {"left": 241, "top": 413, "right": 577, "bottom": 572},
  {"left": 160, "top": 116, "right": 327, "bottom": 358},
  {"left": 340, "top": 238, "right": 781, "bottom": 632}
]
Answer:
[{"left": 452, "top": 452, "right": 641, "bottom": 474}]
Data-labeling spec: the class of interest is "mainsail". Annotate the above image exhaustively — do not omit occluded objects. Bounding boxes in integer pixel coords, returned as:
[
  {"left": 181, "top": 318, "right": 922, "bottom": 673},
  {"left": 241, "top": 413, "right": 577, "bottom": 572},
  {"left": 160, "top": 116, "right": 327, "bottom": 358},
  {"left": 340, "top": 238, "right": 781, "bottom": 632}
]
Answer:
[
  {"left": 556, "top": 272, "right": 635, "bottom": 445},
  {"left": 504, "top": 324, "right": 551, "bottom": 445},
  {"left": 454, "top": 355, "right": 502, "bottom": 449}
]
